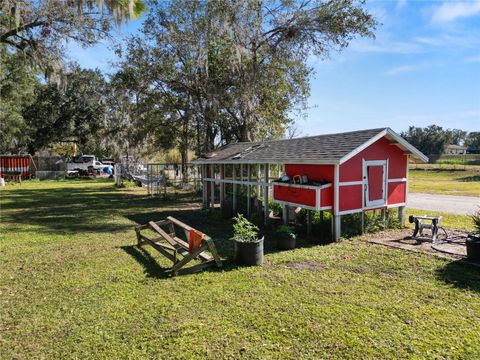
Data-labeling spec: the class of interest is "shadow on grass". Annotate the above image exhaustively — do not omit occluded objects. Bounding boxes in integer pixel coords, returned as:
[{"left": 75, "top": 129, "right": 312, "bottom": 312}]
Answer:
[
  {"left": 436, "top": 260, "right": 480, "bottom": 293},
  {"left": 122, "top": 208, "right": 329, "bottom": 278},
  {"left": 456, "top": 175, "right": 480, "bottom": 182},
  {"left": 121, "top": 245, "right": 171, "bottom": 279},
  {"left": 1, "top": 183, "right": 201, "bottom": 235}
]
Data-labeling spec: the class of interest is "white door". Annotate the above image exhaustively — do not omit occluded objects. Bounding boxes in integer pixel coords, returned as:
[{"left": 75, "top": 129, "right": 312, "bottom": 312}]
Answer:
[{"left": 363, "top": 160, "right": 387, "bottom": 207}]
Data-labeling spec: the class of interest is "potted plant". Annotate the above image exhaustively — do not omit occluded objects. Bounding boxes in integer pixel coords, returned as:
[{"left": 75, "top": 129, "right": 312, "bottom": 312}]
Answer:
[
  {"left": 466, "top": 209, "right": 480, "bottom": 261},
  {"left": 232, "top": 214, "right": 264, "bottom": 266},
  {"left": 276, "top": 224, "right": 296, "bottom": 250}
]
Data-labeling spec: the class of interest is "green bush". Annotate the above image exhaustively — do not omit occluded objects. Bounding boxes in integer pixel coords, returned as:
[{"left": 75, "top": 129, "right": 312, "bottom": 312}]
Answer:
[
  {"left": 232, "top": 214, "right": 260, "bottom": 243},
  {"left": 268, "top": 200, "right": 282, "bottom": 217},
  {"left": 276, "top": 224, "right": 296, "bottom": 239},
  {"left": 297, "top": 208, "right": 401, "bottom": 239},
  {"left": 471, "top": 208, "right": 480, "bottom": 235}
]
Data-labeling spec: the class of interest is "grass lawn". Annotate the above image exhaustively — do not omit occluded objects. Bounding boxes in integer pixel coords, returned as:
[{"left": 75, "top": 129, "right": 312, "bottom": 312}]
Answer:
[
  {"left": 409, "top": 169, "right": 480, "bottom": 197},
  {"left": 1, "top": 180, "right": 480, "bottom": 359}
]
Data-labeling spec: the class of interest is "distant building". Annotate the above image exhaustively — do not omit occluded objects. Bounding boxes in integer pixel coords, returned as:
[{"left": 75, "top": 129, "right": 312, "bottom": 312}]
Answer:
[{"left": 444, "top": 144, "right": 467, "bottom": 155}]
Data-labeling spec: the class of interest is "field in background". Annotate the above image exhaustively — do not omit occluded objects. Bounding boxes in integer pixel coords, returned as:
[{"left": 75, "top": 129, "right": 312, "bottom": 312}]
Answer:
[
  {"left": 1, "top": 180, "right": 479, "bottom": 358},
  {"left": 408, "top": 169, "right": 480, "bottom": 197},
  {"left": 410, "top": 154, "right": 480, "bottom": 171}
]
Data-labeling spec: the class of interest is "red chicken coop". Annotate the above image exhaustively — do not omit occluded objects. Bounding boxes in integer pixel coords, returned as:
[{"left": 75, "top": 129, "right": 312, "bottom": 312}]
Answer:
[{"left": 193, "top": 128, "right": 428, "bottom": 240}]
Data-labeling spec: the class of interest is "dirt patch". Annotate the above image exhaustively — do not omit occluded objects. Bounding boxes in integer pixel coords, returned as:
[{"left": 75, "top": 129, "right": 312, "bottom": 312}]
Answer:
[
  {"left": 360, "top": 228, "right": 469, "bottom": 260},
  {"left": 284, "top": 261, "right": 323, "bottom": 271}
]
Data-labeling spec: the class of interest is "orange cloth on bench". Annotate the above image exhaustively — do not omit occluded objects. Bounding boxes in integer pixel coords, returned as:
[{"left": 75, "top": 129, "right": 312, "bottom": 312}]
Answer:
[{"left": 189, "top": 229, "right": 205, "bottom": 253}]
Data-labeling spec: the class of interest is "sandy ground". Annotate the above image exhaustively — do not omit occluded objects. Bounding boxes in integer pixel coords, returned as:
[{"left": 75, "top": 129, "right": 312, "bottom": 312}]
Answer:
[{"left": 409, "top": 192, "right": 479, "bottom": 215}]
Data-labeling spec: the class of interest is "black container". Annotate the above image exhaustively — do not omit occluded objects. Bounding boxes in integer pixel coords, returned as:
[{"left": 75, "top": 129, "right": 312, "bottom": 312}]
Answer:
[
  {"left": 234, "top": 237, "right": 264, "bottom": 266},
  {"left": 466, "top": 235, "right": 480, "bottom": 262},
  {"left": 276, "top": 235, "right": 296, "bottom": 250}
]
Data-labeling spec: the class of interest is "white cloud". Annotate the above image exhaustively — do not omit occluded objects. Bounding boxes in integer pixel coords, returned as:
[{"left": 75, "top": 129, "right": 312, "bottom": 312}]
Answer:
[
  {"left": 383, "top": 65, "right": 420, "bottom": 76},
  {"left": 396, "top": 0, "right": 407, "bottom": 11},
  {"left": 350, "top": 41, "right": 421, "bottom": 54},
  {"left": 465, "top": 55, "right": 480, "bottom": 62},
  {"left": 432, "top": 1, "right": 480, "bottom": 23}
]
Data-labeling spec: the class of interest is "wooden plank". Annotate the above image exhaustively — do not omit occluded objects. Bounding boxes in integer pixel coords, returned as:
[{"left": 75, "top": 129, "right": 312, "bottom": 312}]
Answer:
[
  {"left": 135, "top": 219, "right": 169, "bottom": 232},
  {"left": 205, "top": 238, "right": 222, "bottom": 267},
  {"left": 148, "top": 221, "right": 178, "bottom": 248},
  {"left": 140, "top": 234, "right": 176, "bottom": 251},
  {"left": 172, "top": 242, "right": 210, "bottom": 275},
  {"left": 140, "top": 235, "right": 177, "bottom": 263},
  {"left": 173, "top": 236, "right": 213, "bottom": 262},
  {"left": 135, "top": 227, "right": 143, "bottom": 246},
  {"left": 166, "top": 216, "right": 192, "bottom": 232}
]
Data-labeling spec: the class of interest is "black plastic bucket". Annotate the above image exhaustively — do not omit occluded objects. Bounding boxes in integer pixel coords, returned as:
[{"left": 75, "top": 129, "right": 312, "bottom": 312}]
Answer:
[
  {"left": 466, "top": 236, "right": 480, "bottom": 262},
  {"left": 276, "top": 235, "right": 296, "bottom": 250},
  {"left": 234, "top": 237, "right": 264, "bottom": 266}
]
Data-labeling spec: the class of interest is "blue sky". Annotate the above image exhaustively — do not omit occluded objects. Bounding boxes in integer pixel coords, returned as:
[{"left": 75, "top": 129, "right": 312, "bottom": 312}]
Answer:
[{"left": 67, "top": 0, "right": 480, "bottom": 136}]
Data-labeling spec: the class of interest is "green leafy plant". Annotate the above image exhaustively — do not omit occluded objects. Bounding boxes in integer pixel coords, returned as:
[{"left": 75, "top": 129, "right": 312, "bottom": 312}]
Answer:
[
  {"left": 276, "top": 224, "right": 296, "bottom": 239},
  {"left": 232, "top": 214, "right": 260, "bottom": 243},
  {"left": 471, "top": 208, "right": 480, "bottom": 235},
  {"left": 268, "top": 200, "right": 282, "bottom": 217}
]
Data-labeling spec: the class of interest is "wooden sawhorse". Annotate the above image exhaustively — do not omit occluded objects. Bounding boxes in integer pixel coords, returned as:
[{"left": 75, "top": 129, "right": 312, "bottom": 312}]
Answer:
[{"left": 135, "top": 216, "right": 222, "bottom": 276}]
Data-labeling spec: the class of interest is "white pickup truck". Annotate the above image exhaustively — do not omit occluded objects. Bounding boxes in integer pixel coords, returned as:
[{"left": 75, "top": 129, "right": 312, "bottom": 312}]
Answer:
[{"left": 67, "top": 155, "right": 104, "bottom": 174}]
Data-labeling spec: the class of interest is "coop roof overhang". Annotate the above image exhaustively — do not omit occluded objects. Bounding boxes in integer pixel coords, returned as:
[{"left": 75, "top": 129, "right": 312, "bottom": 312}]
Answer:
[{"left": 192, "top": 127, "right": 428, "bottom": 165}]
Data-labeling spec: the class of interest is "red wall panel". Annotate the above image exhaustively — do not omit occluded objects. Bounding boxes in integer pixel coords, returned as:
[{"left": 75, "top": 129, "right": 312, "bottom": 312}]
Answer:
[
  {"left": 339, "top": 185, "right": 363, "bottom": 212},
  {"left": 340, "top": 136, "right": 407, "bottom": 182},
  {"left": 273, "top": 185, "right": 316, "bottom": 207},
  {"left": 285, "top": 164, "right": 334, "bottom": 183},
  {"left": 320, "top": 186, "right": 333, "bottom": 207},
  {"left": 388, "top": 182, "right": 406, "bottom": 204}
]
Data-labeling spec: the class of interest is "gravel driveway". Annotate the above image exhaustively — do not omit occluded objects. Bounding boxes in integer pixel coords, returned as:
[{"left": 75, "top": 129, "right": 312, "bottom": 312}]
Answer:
[{"left": 408, "top": 193, "right": 479, "bottom": 215}]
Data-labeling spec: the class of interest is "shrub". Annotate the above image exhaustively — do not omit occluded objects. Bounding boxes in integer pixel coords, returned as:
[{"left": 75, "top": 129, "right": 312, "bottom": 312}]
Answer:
[
  {"left": 232, "top": 214, "right": 260, "bottom": 243},
  {"left": 269, "top": 200, "right": 282, "bottom": 217},
  {"left": 276, "top": 224, "right": 296, "bottom": 239},
  {"left": 472, "top": 208, "right": 480, "bottom": 235}
]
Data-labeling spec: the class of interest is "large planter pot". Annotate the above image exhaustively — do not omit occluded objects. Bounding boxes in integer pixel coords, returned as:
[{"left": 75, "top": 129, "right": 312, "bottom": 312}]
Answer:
[
  {"left": 466, "top": 235, "right": 480, "bottom": 262},
  {"left": 234, "top": 237, "right": 264, "bottom": 266},
  {"left": 276, "top": 234, "right": 296, "bottom": 250}
]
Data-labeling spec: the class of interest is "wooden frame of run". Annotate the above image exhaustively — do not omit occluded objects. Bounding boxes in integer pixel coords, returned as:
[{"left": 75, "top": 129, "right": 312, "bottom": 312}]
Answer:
[{"left": 134, "top": 216, "right": 222, "bottom": 276}]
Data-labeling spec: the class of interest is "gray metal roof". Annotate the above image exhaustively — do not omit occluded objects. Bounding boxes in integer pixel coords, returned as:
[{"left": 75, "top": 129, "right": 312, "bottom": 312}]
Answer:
[{"left": 193, "top": 127, "right": 428, "bottom": 164}]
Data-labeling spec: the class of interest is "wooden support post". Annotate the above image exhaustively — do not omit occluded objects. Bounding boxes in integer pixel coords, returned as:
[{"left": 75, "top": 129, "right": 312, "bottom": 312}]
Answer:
[
  {"left": 220, "top": 164, "right": 225, "bottom": 211},
  {"left": 247, "top": 164, "right": 251, "bottom": 218},
  {"left": 210, "top": 167, "right": 215, "bottom": 209},
  {"left": 307, "top": 210, "right": 312, "bottom": 235},
  {"left": 361, "top": 211, "right": 365, "bottom": 234},
  {"left": 256, "top": 164, "right": 261, "bottom": 204},
  {"left": 333, "top": 215, "right": 341, "bottom": 241},
  {"left": 398, "top": 206, "right": 406, "bottom": 228},
  {"left": 333, "top": 164, "right": 340, "bottom": 241},
  {"left": 232, "top": 165, "right": 237, "bottom": 215},
  {"left": 163, "top": 168, "right": 167, "bottom": 199},
  {"left": 382, "top": 208, "right": 386, "bottom": 228},
  {"left": 202, "top": 164, "right": 208, "bottom": 209},
  {"left": 263, "top": 164, "right": 269, "bottom": 225},
  {"left": 282, "top": 204, "right": 288, "bottom": 224}
]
